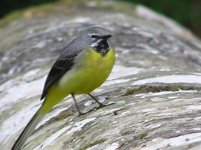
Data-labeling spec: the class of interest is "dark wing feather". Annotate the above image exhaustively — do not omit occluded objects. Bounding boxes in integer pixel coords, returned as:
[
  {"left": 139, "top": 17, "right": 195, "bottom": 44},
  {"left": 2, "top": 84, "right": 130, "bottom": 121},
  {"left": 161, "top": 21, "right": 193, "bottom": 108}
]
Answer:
[{"left": 40, "top": 37, "right": 86, "bottom": 100}]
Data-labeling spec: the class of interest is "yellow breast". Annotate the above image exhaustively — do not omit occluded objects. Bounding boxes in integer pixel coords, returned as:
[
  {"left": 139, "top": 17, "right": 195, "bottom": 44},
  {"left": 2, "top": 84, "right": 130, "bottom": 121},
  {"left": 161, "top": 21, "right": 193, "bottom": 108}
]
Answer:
[{"left": 58, "top": 47, "right": 115, "bottom": 94}]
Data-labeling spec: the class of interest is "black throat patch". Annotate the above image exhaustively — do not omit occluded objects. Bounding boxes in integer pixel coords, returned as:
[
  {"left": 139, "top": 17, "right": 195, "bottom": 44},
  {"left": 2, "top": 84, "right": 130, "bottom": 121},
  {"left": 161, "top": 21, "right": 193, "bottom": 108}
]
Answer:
[{"left": 91, "top": 39, "right": 110, "bottom": 56}]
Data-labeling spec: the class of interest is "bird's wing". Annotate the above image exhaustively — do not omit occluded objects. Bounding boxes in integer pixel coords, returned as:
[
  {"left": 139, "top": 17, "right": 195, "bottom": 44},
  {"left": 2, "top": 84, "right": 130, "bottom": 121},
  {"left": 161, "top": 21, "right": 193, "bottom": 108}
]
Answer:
[{"left": 40, "top": 38, "right": 85, "bottom": 100}]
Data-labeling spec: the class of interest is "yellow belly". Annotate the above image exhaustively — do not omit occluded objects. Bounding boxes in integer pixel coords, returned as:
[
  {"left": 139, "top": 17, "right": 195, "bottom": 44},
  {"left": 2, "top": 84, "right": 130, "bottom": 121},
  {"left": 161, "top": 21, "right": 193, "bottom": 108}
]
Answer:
[
  {"left": 42, "top": 47, "right": 115, "bottom": 111},
  {"left": 58, "top": 47, "right": 115, "bottom": 94}
]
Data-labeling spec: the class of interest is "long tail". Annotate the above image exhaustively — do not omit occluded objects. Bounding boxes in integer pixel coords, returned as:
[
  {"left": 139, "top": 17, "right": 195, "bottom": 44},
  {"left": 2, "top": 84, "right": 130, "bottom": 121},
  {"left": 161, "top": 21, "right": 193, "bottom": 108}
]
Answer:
[{"left": 11, "top": 107, "right": 45, "bottom": 150}]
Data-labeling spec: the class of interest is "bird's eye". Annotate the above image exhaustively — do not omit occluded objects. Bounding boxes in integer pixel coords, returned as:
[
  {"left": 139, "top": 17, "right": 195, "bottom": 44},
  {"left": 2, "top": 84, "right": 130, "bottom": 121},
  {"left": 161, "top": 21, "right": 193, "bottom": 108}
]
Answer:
[
  {"left": 89, "top": 33, "right": 99, "bottom": 38},
  {"left": 91, "top": 35, "right": 97, "bottom": 38}
]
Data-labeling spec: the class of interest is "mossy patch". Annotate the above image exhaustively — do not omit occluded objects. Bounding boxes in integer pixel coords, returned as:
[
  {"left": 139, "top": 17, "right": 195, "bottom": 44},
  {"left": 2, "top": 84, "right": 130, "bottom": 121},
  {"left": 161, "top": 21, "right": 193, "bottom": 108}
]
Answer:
[
  {"left": 0, "top": 3, "right": 55, "bottom": 27},
  {"left": 121, "top": 128, "right": 135, "bottom": 136},
  {"left": 138, "top": 131, "right": 149, "bottom": 139},
  {"left": 0, "top": 0, "right": 81, "bottom": 27},
  {"left": 121, "top": 128, "right": 148, "bottom": 139},
  {"left": 79, "top": 139, "right": 106, "bottom": 150},
  {"left": 122, "top": 84, "right": 199, "bottom": 96}
]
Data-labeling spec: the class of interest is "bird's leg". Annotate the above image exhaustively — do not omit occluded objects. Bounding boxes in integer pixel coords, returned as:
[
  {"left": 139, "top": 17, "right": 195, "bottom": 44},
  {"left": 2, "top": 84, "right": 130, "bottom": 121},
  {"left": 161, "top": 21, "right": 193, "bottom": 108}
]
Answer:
[
  {"left": 71, "top": 93, "right": 85, "bottom": 116},
  {"left": 88, "top": 93, "right": 106, "bottom": 108}
]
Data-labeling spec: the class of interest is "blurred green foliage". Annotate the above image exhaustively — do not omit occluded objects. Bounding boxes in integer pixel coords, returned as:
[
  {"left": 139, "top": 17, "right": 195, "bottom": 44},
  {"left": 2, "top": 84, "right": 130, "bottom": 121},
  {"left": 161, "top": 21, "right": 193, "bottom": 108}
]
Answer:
[
  {"left": 0, "top": 0, "right": 57, "bottom": 18},
  {"left": 119, "top": 0, "right": 201, "bottom": 37},
  {"left": 0, "top": 0, "right": 201, "bottom": 37}
]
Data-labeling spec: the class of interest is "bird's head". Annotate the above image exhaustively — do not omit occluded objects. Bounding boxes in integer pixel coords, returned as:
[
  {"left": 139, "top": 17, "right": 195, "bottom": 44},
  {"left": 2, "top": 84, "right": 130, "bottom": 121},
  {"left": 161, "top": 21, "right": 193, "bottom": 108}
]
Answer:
[{"left": 84, "top": 27, "right": 112, "bottom": 55}]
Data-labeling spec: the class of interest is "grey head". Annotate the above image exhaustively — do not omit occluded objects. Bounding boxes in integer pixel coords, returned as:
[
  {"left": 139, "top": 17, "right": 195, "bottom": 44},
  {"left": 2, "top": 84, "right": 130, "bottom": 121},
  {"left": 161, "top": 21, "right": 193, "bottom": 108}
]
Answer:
[{"left": 81, "top": 27, "right": 112, "bottom": 55}]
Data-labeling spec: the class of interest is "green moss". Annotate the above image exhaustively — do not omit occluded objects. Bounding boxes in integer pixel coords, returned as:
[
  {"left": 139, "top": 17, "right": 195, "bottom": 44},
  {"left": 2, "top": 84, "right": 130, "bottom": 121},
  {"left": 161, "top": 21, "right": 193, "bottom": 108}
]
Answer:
[
  {"left": 0, "top": 0, "right": 81, "bottom": 27},
  {"left": 0, "top": 10, "right": 24, "bottom": 27},
  {"left": 96, "top": 0, "right": 136, "bottom": 15},
  {"left": 122, "top": 84, "right": 198, "bottom": 96},
  {"left": 139, "top": 131, "right": 148, "bottom": 139},
  {"left": 121, "top": 129, "right": 134, "bottom": 136},
  {"left": 0, "top": 3, "right": 57, "bottom": 27},
  {"left": 80, "top": 139, "right": 106, "bottom": 150},
  {"left": 121, "top": 129, "right": 148, "bottom": 139}
]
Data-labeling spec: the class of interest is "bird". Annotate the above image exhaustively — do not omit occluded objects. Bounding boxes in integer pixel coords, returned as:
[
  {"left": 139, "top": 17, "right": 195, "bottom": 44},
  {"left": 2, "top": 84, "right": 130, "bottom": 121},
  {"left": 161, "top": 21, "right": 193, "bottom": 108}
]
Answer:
[{"left": 11, "top": 26, "right": 115, "bottom": 150}]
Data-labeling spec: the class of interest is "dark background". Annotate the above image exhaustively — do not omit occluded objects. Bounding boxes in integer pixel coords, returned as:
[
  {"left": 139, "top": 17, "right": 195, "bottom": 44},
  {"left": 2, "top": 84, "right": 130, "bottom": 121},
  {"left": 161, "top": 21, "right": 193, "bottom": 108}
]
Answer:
[
  {"left": 0, "top": 0, "right": 201, "bottom": 38},
  {"left": 119, "top": 0, "right": 201, "bottom": 38}
]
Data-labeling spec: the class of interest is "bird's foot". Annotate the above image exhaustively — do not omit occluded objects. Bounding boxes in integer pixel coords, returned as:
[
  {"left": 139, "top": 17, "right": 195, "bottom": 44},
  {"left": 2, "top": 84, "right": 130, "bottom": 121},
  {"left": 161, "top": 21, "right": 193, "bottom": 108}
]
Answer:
[
  {"left": 78, "top": 112, "right": 86, "bottom": 117},
  {"left": 96, "top": 102, "right": 115, "bottom": 109},
  {"left": 77, "top": 107, "right": 96, "bottom": 116}
]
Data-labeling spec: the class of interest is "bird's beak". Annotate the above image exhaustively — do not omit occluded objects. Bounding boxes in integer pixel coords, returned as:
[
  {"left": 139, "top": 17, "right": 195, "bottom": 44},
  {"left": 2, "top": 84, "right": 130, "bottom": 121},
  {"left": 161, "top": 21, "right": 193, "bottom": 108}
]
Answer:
[{"left": 102, "top": 34, "right": 112, "bottom": 40}]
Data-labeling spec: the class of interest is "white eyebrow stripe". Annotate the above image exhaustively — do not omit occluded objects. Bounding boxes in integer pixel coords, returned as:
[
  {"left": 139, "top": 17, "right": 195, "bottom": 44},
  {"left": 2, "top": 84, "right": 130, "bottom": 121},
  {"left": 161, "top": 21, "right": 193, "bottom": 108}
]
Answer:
[{"left": 88, "top": 33, "right": 99, "bottom": 37}]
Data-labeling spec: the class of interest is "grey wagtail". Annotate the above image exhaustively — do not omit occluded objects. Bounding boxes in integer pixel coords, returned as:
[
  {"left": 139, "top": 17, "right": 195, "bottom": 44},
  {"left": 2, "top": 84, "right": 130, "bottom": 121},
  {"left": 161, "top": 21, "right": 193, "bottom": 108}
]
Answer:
[{"left": 12, "top": 27, "right": 115, "bottom": 150}]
